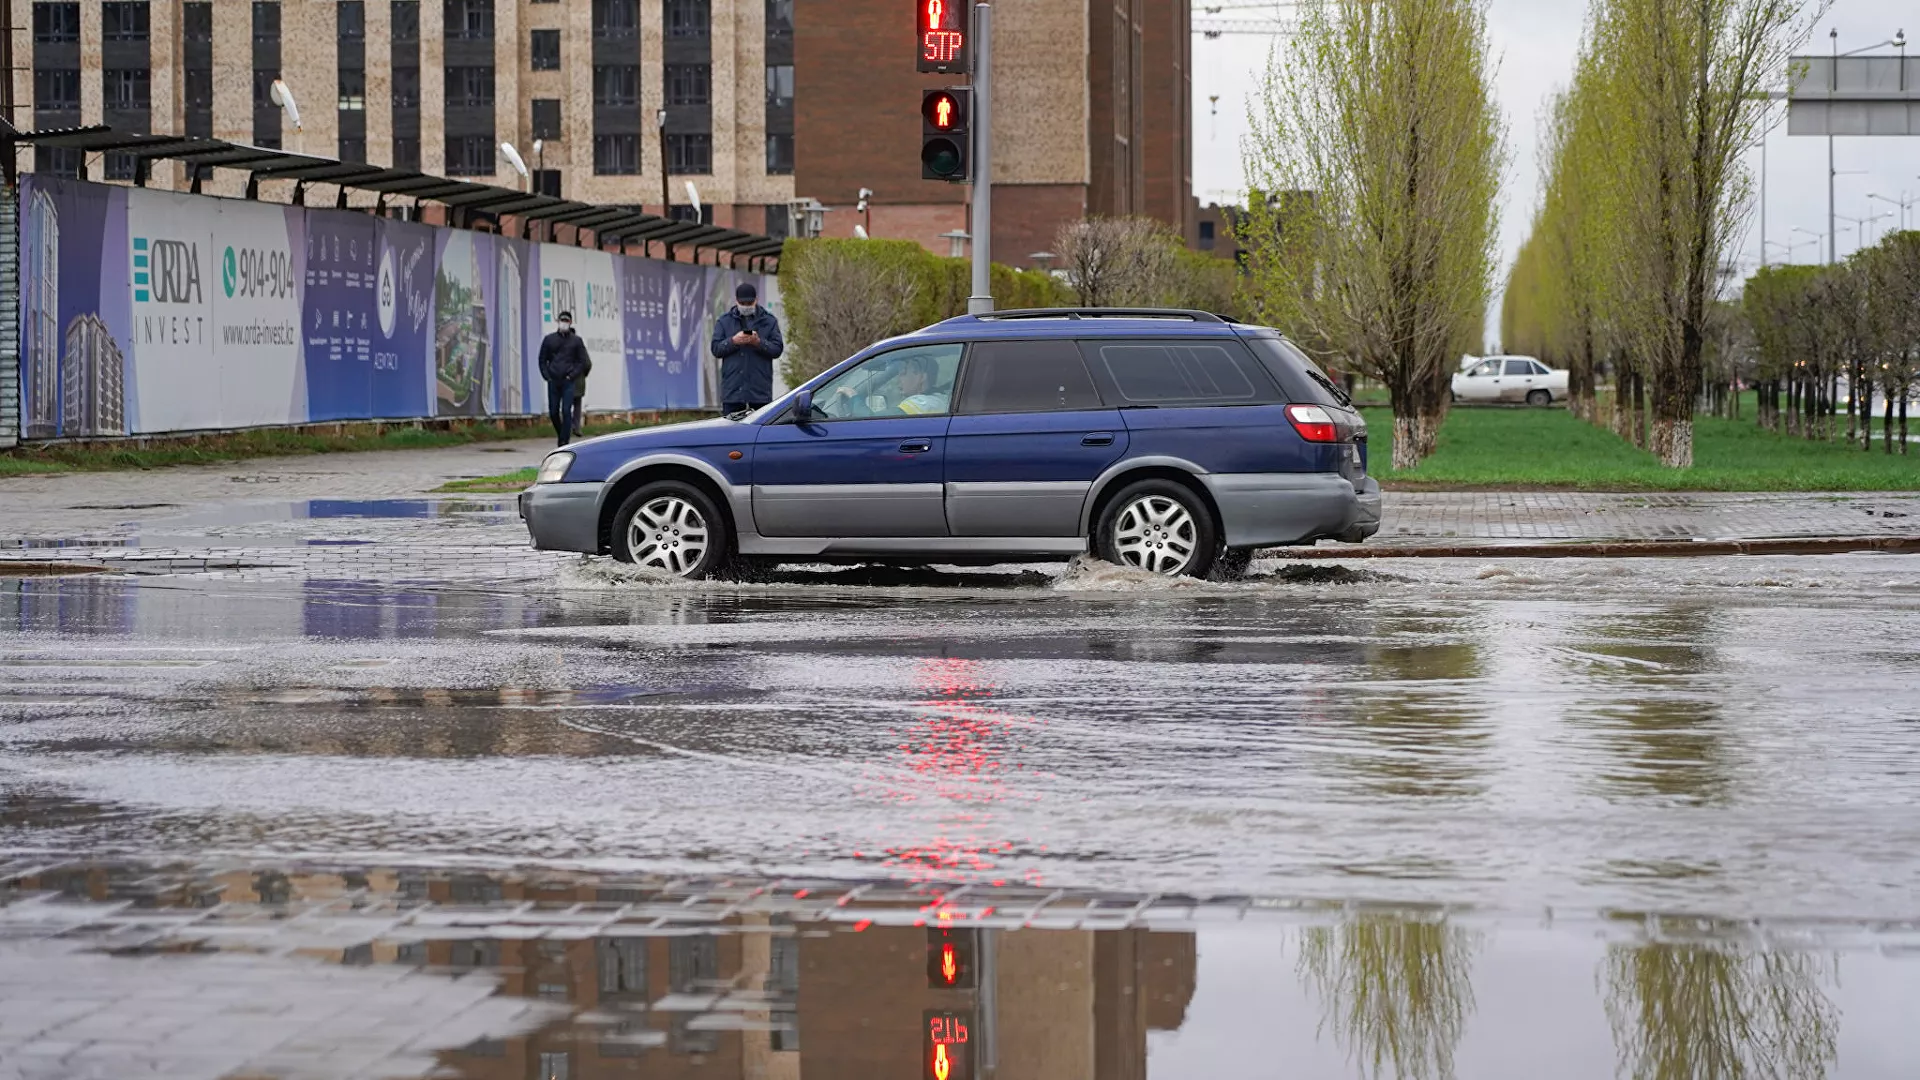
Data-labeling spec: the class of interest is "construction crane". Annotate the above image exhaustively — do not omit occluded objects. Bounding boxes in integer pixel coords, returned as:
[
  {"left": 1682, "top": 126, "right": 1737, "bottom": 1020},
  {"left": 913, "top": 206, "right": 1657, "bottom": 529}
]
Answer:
[
  {"left": 1194, "top": 1, "right": 1296, "bottom": 38},
  {"left": 1194, "top": 18, "right": 1293, "bottom": 37}
]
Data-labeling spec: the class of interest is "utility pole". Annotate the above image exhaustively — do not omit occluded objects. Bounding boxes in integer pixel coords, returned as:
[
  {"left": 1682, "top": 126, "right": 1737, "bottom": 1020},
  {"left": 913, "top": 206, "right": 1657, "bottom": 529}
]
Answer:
[
  {"left": 967, "top": 3, "right": 994, "bottom": 314},
  {"left": 1830, "top": 28, "right": 1838, "bottom": 265}
]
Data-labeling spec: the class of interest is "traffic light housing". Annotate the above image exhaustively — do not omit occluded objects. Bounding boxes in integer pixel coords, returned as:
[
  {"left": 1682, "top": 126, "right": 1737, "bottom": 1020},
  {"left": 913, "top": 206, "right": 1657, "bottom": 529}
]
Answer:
[
  {"left": 916, "top": 0, "right": 970, "bottom": 73},
  {"left": 921, "top": 88, "right": 972, "bottom": 183},
  {"left": 926, "top": 925, "right": 978, "bottom": 988}
]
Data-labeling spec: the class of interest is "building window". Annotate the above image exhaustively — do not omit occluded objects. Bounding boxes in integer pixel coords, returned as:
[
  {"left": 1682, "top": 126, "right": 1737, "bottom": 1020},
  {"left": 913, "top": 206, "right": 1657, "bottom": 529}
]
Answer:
[
  {"left": 253, "top": 70, "right": 282, "bottom": 109},
  {"left": 446, "top": 0, "right": 494, "bottom": 40},
  {"left": 33, "top": 3, "right": 80, "bottom": 44},
  {"left": 597, "top": 939, "right": 648, "bottom": 996},
  {"left": 536, "top": 1053, "right": 571, "bottom": 1080},
  {"left": 764, "top": 204, "right": 790, "bottom": 240},
  {"left": 666, "top": 133, "right": 711, "bottom": 175},
  {"left": 772, "top": 1010, "right": 800, "bottom": 1052},
  {"left": 34, "top": 70, "right": 80, "bottom": 112},
  {"left": 531, "top": 29, "right": 561, "bottom": 70},
  {"left": 104, "top": 69, "right": 151, "bottom": 112},
  {"left": 593, "top": 134, "right": 639, "bottom": 175},
  {"left": 339, "top": 136, "right": 367, "bottom": 163},
  {"left": 765, "top": 64, "right": 793, "bottom": 109},
  {"left": 666, "top": 65, "right": 710, "bottom": 106},
  {"left": 392, "top": 1, "right": 420, "bottom": 42},
  {"left": 183, "top": 69, "right": 212, "bottom": 109},
  {"left": 531, "top": 99, "right": 562, "bottom": 140},
  {"left": 592, "top": 0, "right": 639, "bottom": 40},
  {"left": 593, "top": 65, "right": 638, "bottom": 107},
  {"left": 101, "top": 2, "right": 150, "bottom": 42},
  {"left": 447, "top": 136, "right": 495, "bottom": 176},
  {"left": 104, "top": 153, "right": 140, "bottom": 182},
  {"left": 668, "top": 936, "right": 719, "bottom": 992},
  {"left": 766, "top": 133, "right": 793, "bottom": 175},
  {"left": 446, "top": 66, "right": 496, "bottom": 107},
  {"left": 184, "top": 3, "right": 212, "bottom": 42},
  {"left": 393, "top": 136, "right": 421, "bottom": 170},
  {"left": 35, "top": 146, "right": 84, "bottom": 178},
  {"left": 254, "top": 2, "right": 281, "bottom": 43},
  {"left": 667, "top": 0, "right": 709, "bottom": 38},
  {"left": 338, "top": 1, "right": 366, "bottom": 39},
  {"left": 1198, "top": 221, "right": 1215, "bottom": 249},
  {"left": 338, "top": 70, "right": 367, "bottom": 111},
  {"left": 766, "top": 0, "right": 792, "bottom": 40},
  {"left": 393, "top": 67, "right": 421, "bottom": 108},
  {"left": 534, "top": 169, "right": 561, "bottom": 196},
  {"left": 668, "top": 204, "right": 714, "bottom": 224}
]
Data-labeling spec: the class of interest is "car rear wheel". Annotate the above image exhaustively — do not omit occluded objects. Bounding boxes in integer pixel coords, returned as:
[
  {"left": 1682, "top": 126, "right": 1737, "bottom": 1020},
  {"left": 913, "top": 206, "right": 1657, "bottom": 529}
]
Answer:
[
  {"left": 1526, "top": 389, "right": 1552, "bottom": 407},
  {"left": 610, "top": 480, "right": 729, "bottom": 578},
  {"left": 1212, "top": 547, "right": 1257, "bottom": 581},
  {"left": 1096, "top": 480, "right": 1218, "bottom": 578}
]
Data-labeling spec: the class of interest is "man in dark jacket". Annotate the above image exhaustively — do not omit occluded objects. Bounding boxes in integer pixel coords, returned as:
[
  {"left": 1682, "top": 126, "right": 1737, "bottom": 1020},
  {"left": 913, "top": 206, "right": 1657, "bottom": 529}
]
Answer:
[
  {"left": 538, "top": 311, "right": 592, "bottom": 446},
  {"left": 710, "top": 283, "right": 785, "bottom": 414}
]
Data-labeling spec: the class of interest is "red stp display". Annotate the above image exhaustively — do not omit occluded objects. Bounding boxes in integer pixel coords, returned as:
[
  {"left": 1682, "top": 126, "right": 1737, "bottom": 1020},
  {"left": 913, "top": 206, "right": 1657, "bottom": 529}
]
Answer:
[{"left": 917, "top": 0, "right": 969, "bottom": 73}]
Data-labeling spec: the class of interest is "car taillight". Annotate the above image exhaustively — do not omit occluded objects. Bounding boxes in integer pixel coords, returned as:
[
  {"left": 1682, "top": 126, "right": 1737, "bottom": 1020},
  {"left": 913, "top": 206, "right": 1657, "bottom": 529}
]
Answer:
[{"left": 1286, "top": 404, "right": 1341, "bottom": 443}]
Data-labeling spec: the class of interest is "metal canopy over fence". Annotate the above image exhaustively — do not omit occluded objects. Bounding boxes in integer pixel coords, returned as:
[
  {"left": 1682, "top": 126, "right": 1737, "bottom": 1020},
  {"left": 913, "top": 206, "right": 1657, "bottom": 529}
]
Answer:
[
  {"left": 4, "top": 125, "right": 787, "bottom": 269},
  {"left": 1787, "top": 55, "right": 1920, "bottom": 137}
]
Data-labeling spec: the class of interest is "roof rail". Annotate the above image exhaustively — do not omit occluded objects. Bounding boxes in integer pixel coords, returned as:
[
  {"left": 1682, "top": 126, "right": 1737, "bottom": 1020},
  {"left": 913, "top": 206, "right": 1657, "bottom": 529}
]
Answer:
[{"left": 966, "top": 307, "right": 1230, "bottom": 324}]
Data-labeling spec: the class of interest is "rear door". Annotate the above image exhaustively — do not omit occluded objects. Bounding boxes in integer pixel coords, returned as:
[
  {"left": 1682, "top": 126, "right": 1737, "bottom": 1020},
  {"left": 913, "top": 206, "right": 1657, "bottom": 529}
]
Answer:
[
  {"left": 944, "top": 338, "right": 1126, "bottom": 536},
  {"left": 1503, "top": 358, "right": 1538, "bottom": 401}
]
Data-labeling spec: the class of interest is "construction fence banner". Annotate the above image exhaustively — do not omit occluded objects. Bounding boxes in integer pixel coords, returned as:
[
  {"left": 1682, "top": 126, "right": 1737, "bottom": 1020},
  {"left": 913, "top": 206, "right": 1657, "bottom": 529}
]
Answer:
[{"left": 15, "top": 175, "right": 782, "bottom": 439}]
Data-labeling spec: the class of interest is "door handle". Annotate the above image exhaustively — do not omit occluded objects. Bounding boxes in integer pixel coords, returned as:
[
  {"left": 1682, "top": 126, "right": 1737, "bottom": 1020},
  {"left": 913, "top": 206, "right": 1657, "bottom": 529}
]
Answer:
[
  {"left": 1082, "top": 432, "right": 1115, "bottom": 447},
  {"left": 898, "top": 440, "right": 933, "bottom": 454}
]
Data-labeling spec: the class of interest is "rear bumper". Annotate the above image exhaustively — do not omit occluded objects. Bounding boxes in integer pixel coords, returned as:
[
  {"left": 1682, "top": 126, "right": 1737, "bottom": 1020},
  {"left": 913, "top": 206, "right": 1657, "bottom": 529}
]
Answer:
[
  {"left": 1201, "top": 472, "right": 1381, "bottom": 548},
  {"left": 520, "top": 483, "right": 604, "bottom": 554}
]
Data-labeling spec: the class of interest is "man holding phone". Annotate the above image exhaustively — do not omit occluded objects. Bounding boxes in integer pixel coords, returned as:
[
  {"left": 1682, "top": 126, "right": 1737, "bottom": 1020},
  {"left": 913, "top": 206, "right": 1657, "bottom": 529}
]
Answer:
[{"left": 710, "top": 282, "right": 785, "bottom": 415}]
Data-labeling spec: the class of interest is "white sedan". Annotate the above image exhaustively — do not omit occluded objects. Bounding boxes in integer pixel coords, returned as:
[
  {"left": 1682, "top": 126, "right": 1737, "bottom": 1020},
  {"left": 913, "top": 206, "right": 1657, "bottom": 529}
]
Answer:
[{"left": 1451, "top": 356, "right": 1568, "bottom": 406}]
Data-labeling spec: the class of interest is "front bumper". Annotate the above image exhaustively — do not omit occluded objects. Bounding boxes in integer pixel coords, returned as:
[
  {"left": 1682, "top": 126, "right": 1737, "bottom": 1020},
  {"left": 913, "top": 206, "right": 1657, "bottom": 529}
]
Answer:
[
  {"left": 520, "top": 482, "right": 605, "bottom": 554},
  {"left": 1201, "top": 472, "right": 1381, "bottom": 548}
]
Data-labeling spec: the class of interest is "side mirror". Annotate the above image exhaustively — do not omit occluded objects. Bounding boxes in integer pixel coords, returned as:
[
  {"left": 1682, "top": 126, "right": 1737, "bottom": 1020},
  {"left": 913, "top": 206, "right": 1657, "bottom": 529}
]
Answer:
[{"left": 792, "top": 389, "right": 813, "bottom": 421}]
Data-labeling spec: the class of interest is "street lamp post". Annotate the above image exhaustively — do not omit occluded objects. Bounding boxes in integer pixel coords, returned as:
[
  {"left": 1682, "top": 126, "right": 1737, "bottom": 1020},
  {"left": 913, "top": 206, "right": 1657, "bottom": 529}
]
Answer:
[
  {"left": 1837, "top": 210, "right": 1895, "bottom": 254},
  {"left": 1874, "top": 190, "right": 1920, "bottom": 232}
]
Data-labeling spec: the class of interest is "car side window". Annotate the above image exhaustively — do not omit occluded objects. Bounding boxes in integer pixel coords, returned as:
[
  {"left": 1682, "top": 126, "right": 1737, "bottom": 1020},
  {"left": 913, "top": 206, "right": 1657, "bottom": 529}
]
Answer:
[
  {"left": 1530, "top": 360, "right": 1551, "bottom": 376},
  {"left": 956, "top": 339, "right": 1103, "bottom": 414},
  {"left": 809, "top": 343, "right": 963, "bottom": 420},
  {"left": 1505, "top": 359, "right": 1535, "bottom": 377},
  {"left": 1082, "top": 339, "right": 1281, "bottom": 406},
  {"left": 1469, "top": 360, "right": 1501, "bottom": 377}
]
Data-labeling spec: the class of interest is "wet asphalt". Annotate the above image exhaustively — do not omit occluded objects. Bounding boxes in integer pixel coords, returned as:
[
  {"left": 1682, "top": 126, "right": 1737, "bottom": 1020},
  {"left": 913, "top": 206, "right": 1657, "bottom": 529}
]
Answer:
[{"left": 3, "top": 490, "right": 1920, "bottom": 1076}]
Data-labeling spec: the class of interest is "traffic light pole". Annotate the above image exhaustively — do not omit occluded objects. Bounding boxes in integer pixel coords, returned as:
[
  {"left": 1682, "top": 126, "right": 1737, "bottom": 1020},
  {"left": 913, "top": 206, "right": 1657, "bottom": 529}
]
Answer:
[{"left": 967, "top": 3, "right": 994, "bottom": 314}]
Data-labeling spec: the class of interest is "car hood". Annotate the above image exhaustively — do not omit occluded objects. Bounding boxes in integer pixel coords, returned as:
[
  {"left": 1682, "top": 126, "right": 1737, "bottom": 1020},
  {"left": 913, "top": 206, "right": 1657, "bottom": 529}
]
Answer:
[{"left": 567, "top": 415, "right": 749, "bottom": 454}]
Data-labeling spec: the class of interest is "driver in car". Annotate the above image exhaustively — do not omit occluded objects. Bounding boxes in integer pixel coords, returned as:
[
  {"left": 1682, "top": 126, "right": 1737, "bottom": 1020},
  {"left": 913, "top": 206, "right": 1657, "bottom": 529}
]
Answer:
[{"left": 827, "top": 355, "right": 950, "bottom": 417}]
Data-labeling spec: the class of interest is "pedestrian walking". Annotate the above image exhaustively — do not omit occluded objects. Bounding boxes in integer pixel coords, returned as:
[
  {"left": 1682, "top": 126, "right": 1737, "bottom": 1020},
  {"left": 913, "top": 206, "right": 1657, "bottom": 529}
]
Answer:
[
  {"left": 538, "top": 311, "right": 592, "bottom": 447},
  {"left": 711, "top": 283, "right": 784, "bottom": 414}
]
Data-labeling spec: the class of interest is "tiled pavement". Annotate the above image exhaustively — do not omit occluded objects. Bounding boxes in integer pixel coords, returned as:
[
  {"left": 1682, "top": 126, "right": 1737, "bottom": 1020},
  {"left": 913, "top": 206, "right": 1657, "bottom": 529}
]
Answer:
[{"left": 2, "top": 439, "right": 1917, "bottom": 581}]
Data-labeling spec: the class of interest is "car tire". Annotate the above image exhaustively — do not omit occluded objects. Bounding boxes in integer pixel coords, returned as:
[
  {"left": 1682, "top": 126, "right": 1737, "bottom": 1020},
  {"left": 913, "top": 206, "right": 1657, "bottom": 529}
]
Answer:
[
  {"left": 1095, "top": 479, "right": 1218, "bottom": 578},
  {"left": 610, "top": 480, "right": 730, "bottom": 579},
  {"left": 1526, "top": 389, "right": 1552, "bottom": 407}
]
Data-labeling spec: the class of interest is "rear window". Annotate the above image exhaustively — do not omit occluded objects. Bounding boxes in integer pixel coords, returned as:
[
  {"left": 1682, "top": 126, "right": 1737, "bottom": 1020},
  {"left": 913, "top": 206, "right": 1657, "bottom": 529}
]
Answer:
[
  {"left": 1246, "top": 337, "right": 1353, "bottom": 409},
  {"left": 958, "top": 339, "right": 1103, "bottom": 414},
  {"left": 1084, "top": 341, "right": 1280, "bottom": 405}
]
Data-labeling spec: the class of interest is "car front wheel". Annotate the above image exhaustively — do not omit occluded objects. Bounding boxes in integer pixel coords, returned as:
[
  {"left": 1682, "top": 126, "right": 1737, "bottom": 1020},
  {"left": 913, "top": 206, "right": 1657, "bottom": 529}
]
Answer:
[
  {"left": 1096, "top": 480, "right": 1218, "bottom": 578},
  {"left": 610, "top": 480, "right": 730, "bottom": 578}
]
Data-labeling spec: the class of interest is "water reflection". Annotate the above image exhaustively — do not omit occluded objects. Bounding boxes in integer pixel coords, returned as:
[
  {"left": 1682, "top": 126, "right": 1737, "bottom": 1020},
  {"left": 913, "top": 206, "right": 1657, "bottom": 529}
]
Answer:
[
  {"left": 1338, "top": 629, "right": 1490, "bottom": 802},
  {"left": 1604, "top": 918, "right": 1839, "bottom": 1080},
  {"left": 1574, "top": 606, "right": 1733, "bottom": 808},
  {"left": 1297, "top": 913, "right": 1479, "bottom": 1080}
]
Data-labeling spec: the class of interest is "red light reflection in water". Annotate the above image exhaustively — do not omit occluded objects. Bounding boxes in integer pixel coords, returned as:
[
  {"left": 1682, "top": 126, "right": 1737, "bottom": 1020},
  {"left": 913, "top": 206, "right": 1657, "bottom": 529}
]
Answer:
[{"left": 864, "top": 657, "right": 1046, "bottom": 883}]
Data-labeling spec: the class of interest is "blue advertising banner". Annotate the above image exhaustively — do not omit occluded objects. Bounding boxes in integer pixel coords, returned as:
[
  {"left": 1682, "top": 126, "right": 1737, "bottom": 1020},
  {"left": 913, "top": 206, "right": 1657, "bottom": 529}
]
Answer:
[
  {"left": 373, "top": 218, "right": 436, "bottom": 419},
  {"left": 16, "top": 178, "right": 779, "bottom": 438},
  {"left": 20, "top": 176, "right": 134, "bottom": 438},
  {"left": 302, "top": 210, "right": 379, "bottom": 422}
]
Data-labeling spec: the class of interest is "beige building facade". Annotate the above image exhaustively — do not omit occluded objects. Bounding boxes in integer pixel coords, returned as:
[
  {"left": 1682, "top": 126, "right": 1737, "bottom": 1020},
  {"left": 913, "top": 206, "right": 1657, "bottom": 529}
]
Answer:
[{"left": 15, "top": 0, "right": 797, "bottom": 234}]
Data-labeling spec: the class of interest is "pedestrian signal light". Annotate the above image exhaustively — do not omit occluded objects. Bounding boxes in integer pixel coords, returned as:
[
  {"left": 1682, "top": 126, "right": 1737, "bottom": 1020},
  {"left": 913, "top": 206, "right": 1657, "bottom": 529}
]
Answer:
[
  {"left": 917, "top": 0, "right": 969, "bottom": 73},
  {"left": 924, "top": 1009, "right": 974, "bottom": 1080},
  {"left": 925, "top": 925, "right": 977, "bottom": 987},
  {"left": 921, "top": 88, "right": 972, "bottom": 183}
]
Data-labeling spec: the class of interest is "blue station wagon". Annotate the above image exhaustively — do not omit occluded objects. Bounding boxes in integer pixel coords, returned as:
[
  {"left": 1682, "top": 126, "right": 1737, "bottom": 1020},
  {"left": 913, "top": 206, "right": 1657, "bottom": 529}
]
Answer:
[{"left": 519, "top": 309, "right": 1381, "bottom": 579}]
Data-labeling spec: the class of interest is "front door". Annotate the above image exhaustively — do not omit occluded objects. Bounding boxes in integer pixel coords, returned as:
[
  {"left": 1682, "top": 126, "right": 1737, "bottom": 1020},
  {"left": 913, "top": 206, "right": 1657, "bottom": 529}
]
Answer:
[
  {"left": 945, "top": 339, "right": 1127, "bottom": 536},
  {"left": 751, "top": 343, "right": 962, "bottom": 538}
]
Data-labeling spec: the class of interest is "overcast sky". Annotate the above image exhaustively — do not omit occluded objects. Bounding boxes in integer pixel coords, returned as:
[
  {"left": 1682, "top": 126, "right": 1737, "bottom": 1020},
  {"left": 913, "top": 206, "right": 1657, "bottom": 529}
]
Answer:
[{"left": 1189, "top": 0, "right": 1920, "bottom": 349}]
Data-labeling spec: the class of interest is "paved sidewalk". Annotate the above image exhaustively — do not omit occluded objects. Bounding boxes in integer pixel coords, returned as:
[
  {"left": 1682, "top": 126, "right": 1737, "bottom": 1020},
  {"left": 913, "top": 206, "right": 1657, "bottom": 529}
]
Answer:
[{"left": 3, "top": 441, "right": 1918, "bottom": 581}]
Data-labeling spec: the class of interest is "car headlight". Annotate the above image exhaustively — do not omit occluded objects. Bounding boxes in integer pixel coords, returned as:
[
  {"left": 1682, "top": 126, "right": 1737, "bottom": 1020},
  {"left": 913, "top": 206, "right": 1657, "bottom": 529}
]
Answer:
[{"left": 536, "top": 451, "right": 575, "bottom": 484}]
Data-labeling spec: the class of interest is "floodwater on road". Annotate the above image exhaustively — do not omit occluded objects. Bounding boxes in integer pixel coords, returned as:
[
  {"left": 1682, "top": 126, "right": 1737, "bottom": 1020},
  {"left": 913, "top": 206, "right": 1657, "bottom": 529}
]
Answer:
[{"left": 4, "top": 551, "right": 1920, "bottom": 1076}]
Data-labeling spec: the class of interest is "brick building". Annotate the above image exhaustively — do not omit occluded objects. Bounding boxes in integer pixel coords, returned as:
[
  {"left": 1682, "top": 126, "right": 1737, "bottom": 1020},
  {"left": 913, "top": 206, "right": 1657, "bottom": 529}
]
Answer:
[
  {"left": 797, "top": 0, "right": 1193, "bottom": 265},
  {"left": 13, "top": 0, "right": 1191, "bottom": 264}
]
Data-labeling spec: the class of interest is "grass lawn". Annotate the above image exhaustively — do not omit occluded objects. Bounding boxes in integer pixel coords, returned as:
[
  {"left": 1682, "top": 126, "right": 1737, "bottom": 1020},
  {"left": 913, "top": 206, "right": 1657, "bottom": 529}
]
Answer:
[
  {"left": 1, "top": 414, "right": 701, "bottom": 480},
  {"left": 1367, "top": 406, "right": 1920, "bottom": 491},
  {"left": 441, "top": 466, "right": 538, "bottom": 493}
]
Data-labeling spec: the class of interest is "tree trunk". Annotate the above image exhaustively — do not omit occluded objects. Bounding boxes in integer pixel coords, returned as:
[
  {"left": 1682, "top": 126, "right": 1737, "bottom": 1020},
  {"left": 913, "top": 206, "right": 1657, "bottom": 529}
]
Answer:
[
  {"left": 1613, "top": 365, "right": 1635, "bottom": 442},
  {"left": 1886, "top": 382, "right": 1897, "bottom": 455},
  {"left": 1630, "top": 371, "right": 1648, "bottom": 450},
  {"left": 1902, "top": 392, "right": 1909, "bottom": 455}
]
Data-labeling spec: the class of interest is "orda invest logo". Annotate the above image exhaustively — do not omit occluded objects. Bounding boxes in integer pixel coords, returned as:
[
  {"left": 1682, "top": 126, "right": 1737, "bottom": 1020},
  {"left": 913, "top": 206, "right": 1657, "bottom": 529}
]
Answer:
[{"left": 132, "top": 236, "right": 203, "bottom": 305}]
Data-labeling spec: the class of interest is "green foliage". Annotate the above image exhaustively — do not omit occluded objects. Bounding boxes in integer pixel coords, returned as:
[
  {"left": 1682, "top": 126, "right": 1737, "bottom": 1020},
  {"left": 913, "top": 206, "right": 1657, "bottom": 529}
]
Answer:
[{"left": 1366, "top": 405, "right": 1920, "bottom": 490}]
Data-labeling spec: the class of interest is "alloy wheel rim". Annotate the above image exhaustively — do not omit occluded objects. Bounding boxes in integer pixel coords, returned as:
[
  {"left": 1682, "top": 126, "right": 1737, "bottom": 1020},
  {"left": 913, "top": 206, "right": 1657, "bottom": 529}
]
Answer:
[
  {"left": 1113, "top": 495, "right": 1198, "bottom": 575},
  {"left": 627, "top": 496, "right": 710, "bottom": 577}
]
